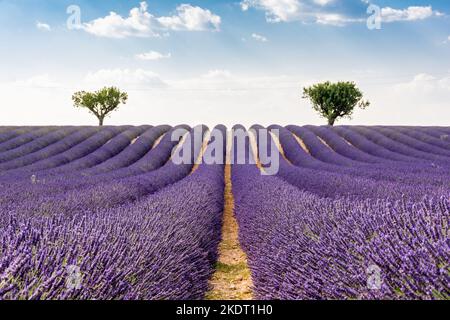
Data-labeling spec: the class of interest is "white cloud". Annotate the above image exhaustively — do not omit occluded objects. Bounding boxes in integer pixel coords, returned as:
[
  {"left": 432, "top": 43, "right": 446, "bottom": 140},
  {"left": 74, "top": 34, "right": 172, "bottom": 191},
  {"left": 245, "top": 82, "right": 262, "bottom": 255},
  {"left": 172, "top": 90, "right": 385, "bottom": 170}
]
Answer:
[
  {"left": 241, "top": 1, "right": 442, "bottom": 26},
  {"left": 36, "top": 21, "right": 51, "bottom": 32},
  {"left": 201, "top": 69, "right": 233, "bottom": 79},
  {"left": 135, "top": 51, "right": 171, "bottom": 61},
  {"left": 251, "top": 33, "right": 268, "bottom": 42},
  {"left": 314, "top": 0, "right": 334, "bottom": 6},
  {"left": 352, "top": 72, "right": 450, "bottom": 125},
  {"left": 394, "top": 73, "right": 450, "bottom": 93},
  {"left": 381, "top": 6, "right": 438, "bottom": 22},
  {"left": 316, "top": 13, "right": 362, "bottom": 26},
  {"left": 12, "top": 74, "right": 60, "bottom": 88},
  {"left": 157, "top": 4, "right": 221, "bottom": 31},
  {"left": 83, "top": 2, "right": 159, "bottom": 38},
  {"left": 240, "top": 0, "right": 360, "bottom": 25},
  {"left": 84, "top": 69, "right": 167, "bottom": 89},
  {"left": 83, "top": 2, "right": 220, "bottom": 38},
  {"left": 172, "top": 69, "right": 235, "bottom": 89},
  {"left": 172, "top": 70, "right": 303, "bottom": 91},
  {"left": 241, "top": 0, "right": 301, "bottom": 23}
]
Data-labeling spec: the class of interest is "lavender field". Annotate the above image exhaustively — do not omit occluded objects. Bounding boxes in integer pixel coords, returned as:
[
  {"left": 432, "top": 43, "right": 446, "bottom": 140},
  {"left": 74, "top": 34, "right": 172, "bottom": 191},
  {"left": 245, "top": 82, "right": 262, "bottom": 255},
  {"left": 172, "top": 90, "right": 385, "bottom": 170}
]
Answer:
[{"left": 0, "top": 125, "right": 449, "bottom": 300}]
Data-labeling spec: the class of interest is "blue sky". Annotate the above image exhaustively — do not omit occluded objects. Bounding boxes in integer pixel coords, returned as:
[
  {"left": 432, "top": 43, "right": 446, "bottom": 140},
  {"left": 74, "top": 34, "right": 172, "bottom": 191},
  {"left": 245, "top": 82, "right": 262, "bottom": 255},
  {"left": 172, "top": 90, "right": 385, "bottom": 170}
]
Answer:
[{"left": 0, "top": 0, "right": 449, "bottom": 126}]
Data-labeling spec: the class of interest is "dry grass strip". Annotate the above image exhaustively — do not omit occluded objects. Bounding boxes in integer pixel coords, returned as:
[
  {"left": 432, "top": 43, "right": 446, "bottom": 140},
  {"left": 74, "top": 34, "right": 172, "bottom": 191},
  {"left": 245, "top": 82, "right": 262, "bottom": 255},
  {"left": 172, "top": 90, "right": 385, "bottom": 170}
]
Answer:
[
  {"left": 292, "top": 133, "right": 311, "bottom": 154},
  {"left": 151, "top": 132, "right": 166, "bottom": 148},
  {"left": 248, "top": 130, "right": 264, "bottom": 171},
  {"left": 317, "top": 136, "right": 335, "bottom": 151},
  {"left": 269, "top": 131, "right": 291, "bottom": 164},
  {"left": 191, "top": 130, "right": 211, "bottom": 173},
  {"left": 130, "top": 137, "right": 139, "bottom": 145}
]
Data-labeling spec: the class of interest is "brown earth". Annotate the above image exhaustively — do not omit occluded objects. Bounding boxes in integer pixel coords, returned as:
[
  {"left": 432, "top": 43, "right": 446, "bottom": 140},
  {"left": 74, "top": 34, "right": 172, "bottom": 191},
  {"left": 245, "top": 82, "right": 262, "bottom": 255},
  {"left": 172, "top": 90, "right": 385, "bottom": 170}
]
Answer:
[
  {"left": 269, "top": 131, "right": 291, "bottom": 164},
  {"left": 191, "top": 131, "right": 211, "bottom": 173},
  {"left": 293, "top": 134, "right": 311, "bottom": 154},
  {"left": 205, "top": 135, "right": 253, "bottom": 300}
]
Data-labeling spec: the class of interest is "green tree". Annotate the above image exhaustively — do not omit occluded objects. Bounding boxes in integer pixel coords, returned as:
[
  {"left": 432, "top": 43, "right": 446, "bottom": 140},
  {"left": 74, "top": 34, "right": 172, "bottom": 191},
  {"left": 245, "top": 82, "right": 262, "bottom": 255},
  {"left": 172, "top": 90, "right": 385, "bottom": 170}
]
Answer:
[
  {"left": 303, "top": 81, "right": 370, "bottom": 126},
  {"left": 72, "top": 87, "right": 128, "bottom": 126}
]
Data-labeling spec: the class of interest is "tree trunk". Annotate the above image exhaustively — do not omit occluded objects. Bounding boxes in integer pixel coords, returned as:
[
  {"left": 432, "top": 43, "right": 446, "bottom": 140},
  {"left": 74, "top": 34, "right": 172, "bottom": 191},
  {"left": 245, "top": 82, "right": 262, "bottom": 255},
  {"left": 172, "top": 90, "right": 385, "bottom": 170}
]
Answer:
[
  {"left": 98, "top": 117, "right": 104, "bottom": 126},
  {"left": 327, "top": 117, "right": 336, "bottom": 126}
]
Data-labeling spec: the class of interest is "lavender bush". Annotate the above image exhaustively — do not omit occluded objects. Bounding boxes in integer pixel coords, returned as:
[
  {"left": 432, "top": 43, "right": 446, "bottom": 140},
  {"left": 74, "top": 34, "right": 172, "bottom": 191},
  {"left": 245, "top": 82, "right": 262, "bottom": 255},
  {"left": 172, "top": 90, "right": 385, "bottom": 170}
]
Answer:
[
  {"left": 0, "top": 124, "right": 448, "bottom": 300},
  {"left": 234, "top": 126, "right": 449, "bottom": 300}
]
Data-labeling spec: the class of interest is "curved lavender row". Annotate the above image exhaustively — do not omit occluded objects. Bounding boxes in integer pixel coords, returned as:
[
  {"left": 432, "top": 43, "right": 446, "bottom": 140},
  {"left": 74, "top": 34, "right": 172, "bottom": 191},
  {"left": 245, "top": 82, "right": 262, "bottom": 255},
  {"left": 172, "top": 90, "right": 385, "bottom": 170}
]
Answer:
[
  {"left": 235, "top": 169, "right": 449, "bottom": 299},
  {"left": 0, "top": 127, "right": 59, "bottom": 153},
  {"left": 304, "top": 125, "right": 392, "bottom": 164},
  {"left": 0, "top": 124, "right": 210, "bottom": 219},
  {"left": 392, "top": 127, "right": 450, "bottom": 151},
  {"left": 234, "top": 127, "right": 449, "bottom": 299},
  {"left": 383, "top": 126, "right": 445, "bottom": 140},
  {"left": 2, "top": 126, "right": 207, "bottom": 215},
  {"left": 0, "top": 126, "right": 57, "bottom": 152},
  {"left": 81, "top": 125, "right": 169, "bottom": 175},
  {"left": 0, "top": 127, "right": 83, "bottom": 164},
  {"left": 286, "top": 125, "right": 372, "bottom": 167},
  {"left": 0, "top": 126, "right": 128, "bottom": 183},
  {"left": 0, "top": 127, "right": 103, "bottom": 171},
  {"left": 0, "top": 127, "right": 40, "bottom": 145},
  {"left": 88, "top": 125, "right": 189, "bottom": 180},
  {"left": 371, "top": 126, "right": 450, "bottom": 158},
  {"left": 0, "top": 126, "right": 186, "bottom": 205},
  {"left": 0, "top": 126, "right": 226, "bottom": 300},
  {"left": 417, "top": 127, "right": 450, "bottom": 141},
  {"left": 0, "top": 126, "right": 15, "bottom": 134},
  {"left": 290, "top": 125, "right": 449, "bottom": 169},
  {"left": 35, "top": 125, "right": 140, "bottom": 176},
  {"left": 291, "top": 125, "right": 449, "bottom": 180},
  {"left": 253, "top": 127, "right": 449, "bottom": 201},
  {"left": 350, "top": 126, "right": 450, "bottom": 165},
  {"left": 54, "top": 125, "right": 186, "bottom": 185},
  {"left": 270, "top": 125, "right": 450, "bottom": 188},
  {"left": 278, "top": 161, "right": 448, "bottom": 201},
  {"left": 331, "top": 126, "right": 420, "bottom": 163},
  {"left": 270, "top": 124, "right": 386, "bottom": 171},
  {"left": 269, "top": 125, "right": 333, "bottom": 169},
  {"left": 231, "top": 157, "right": 449, "bottom": 299},
  {"left": 64, "top": 125, "right": 188, "bottom": 181},
  {"left": 429, "top": 127, "right": 450, "bottom": 135}
]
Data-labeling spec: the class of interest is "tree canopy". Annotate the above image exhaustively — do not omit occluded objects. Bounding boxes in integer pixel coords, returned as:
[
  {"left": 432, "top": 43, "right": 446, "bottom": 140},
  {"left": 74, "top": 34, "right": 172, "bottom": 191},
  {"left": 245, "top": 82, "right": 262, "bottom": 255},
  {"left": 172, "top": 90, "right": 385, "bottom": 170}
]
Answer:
[
  {"left": 303, "top": 81, "right": 370, "bottom": 126},
  {"left": 72, "top": 87, "right": 128, "bottom": 126}
]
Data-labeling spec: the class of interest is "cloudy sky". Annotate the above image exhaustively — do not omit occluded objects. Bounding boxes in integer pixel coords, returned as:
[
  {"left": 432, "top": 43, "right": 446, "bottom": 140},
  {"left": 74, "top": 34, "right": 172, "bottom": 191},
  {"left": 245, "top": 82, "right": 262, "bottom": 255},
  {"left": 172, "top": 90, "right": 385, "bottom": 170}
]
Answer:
[{"left": 0, "top": 0, "right": 449, "bottom": 127}]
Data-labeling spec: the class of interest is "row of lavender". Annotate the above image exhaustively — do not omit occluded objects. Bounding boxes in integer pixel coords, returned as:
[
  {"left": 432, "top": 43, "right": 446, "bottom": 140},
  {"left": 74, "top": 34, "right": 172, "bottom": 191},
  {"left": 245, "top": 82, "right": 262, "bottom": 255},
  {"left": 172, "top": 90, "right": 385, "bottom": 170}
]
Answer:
[
  {"left": 233, "top": 125, "right": 449, "bottom": 299},
  {"left": 0, "top": 124, "right": 449, "bottom": 300},
  {"left": 0, "top": 125, "right": 226, "bottom": 299}
]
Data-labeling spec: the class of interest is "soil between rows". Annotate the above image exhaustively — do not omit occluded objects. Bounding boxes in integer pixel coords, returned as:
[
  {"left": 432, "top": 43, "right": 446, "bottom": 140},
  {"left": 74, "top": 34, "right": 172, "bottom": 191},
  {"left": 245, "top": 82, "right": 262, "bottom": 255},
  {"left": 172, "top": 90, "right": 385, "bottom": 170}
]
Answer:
[{"left": 205, "top": 163, "right": 253, "bottom": 300}]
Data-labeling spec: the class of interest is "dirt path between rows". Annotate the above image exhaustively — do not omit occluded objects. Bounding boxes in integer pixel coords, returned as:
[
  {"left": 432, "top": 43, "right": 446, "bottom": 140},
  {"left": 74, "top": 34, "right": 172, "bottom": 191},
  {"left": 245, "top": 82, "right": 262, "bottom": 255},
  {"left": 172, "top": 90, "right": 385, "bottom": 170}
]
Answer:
[{"left": 205, "top": 135, "right": 253, "bottom": 300}]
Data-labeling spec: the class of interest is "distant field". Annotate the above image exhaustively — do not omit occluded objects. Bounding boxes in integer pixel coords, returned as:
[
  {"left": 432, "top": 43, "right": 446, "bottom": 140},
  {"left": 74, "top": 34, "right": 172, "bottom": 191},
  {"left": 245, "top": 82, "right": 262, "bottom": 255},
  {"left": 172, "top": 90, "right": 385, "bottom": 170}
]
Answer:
[{"left": 0, "top": 125, "right": 449, "bottom": 300}]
